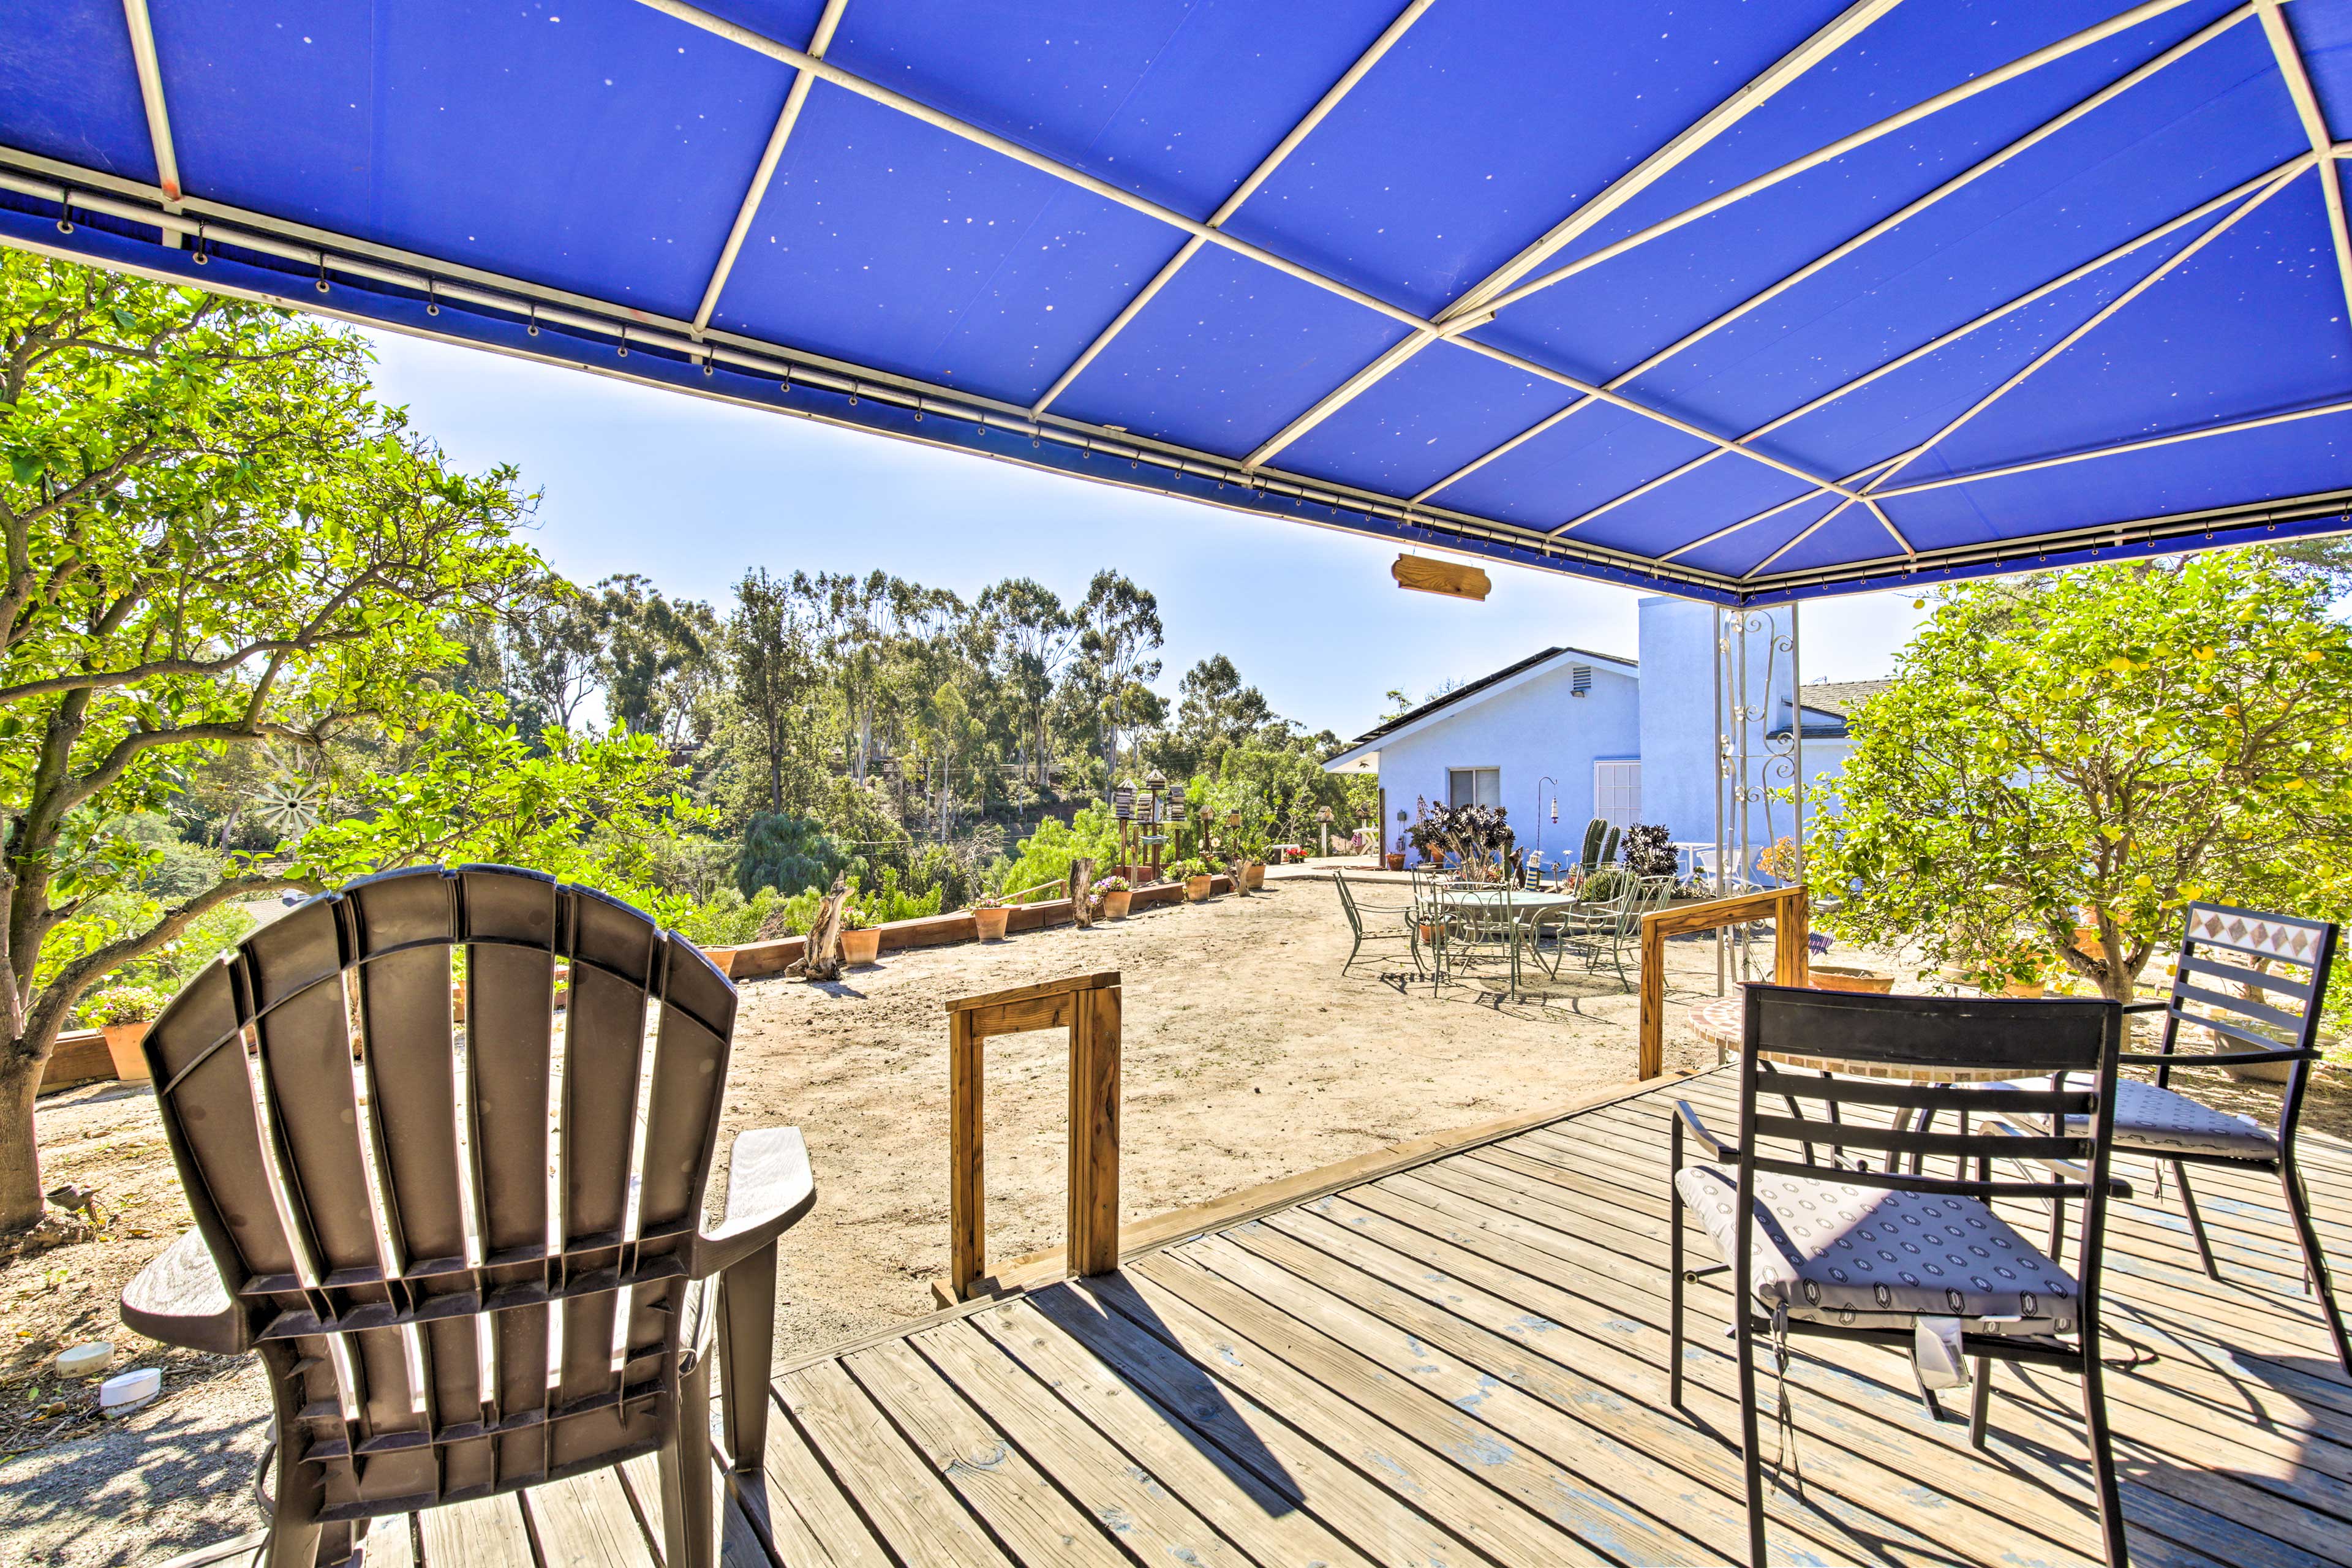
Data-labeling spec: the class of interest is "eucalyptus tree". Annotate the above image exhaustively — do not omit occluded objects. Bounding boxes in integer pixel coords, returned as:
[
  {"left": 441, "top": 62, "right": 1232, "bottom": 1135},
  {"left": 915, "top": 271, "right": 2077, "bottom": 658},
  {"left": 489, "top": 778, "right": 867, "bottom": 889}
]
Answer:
[
  {"left": 1072, "top": 570, "right": 1163, "bottom": 778},
  {"left": 977, "top": 576, "right": 1079, "bottom": 789},
  {"left": 0, "top": 255, "right": 683, "bottom": 1233},
  {"left": 725, "top": 567, "right": 824, "bottom": 815},
  {"left": 595, "top": 571, "right": 720, "bottom": 758}
]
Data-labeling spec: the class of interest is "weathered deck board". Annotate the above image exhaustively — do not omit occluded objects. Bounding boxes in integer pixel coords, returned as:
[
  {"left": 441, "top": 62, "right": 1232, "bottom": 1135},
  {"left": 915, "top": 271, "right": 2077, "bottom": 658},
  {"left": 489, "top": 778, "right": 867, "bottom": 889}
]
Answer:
[{"left": 192, "top": 1068, "right": 2352, "bottom": 1568}]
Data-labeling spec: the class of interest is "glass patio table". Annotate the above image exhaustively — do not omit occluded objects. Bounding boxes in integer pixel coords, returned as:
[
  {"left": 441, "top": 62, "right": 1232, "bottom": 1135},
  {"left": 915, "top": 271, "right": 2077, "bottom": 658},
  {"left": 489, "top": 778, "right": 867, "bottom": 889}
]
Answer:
[{"left": 1427, "top": 886, "right": 1587, "bottom": 992}]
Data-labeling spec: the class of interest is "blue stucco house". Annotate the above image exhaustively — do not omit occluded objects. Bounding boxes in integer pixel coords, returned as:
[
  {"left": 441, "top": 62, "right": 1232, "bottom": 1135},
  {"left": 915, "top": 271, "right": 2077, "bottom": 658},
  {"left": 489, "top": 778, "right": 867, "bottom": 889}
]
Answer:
[{"left": 1324, "top": 595, "right": 1885, "bottom": 875}]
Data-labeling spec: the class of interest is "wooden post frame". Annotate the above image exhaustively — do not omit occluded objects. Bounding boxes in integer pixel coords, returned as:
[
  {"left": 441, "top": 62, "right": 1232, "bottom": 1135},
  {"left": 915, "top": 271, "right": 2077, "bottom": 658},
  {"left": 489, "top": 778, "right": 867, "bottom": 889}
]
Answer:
[
  {"left": 1637, "top": 888, "right": 1808, "bottom": 1079},
  {"left": 943, "top": 970, "right": 1121, "bottom": 1302}
]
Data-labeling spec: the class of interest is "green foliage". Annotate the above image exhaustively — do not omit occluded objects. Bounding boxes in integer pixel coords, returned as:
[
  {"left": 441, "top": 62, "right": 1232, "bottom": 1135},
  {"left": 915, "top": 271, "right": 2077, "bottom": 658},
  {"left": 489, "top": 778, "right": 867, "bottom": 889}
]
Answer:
[
  {"left": 851, "top": 865, "right": 943, "bottom": 926},
  {"left": 669, "top": 885, "right": 791, "bottom": 946},
  {"left": 737, "top": 813, "right": 843, "bottom": 897},
  {"left": 1000, "top": 805, "right": 1124, "bottom": 902},
  {"left": 0, "top": 254, "right": 704, "bottom": 1227},
  {"left": 1812, "top": 549, "right": 2352, "bottom": 1002}
]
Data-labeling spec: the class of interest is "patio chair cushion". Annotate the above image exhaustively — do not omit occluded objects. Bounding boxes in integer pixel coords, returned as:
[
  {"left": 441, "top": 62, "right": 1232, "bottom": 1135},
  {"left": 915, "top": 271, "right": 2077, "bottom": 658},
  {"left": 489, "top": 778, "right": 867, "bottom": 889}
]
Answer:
[
  {"left": 1992, "top": 1074, "right": 2276, "bottom": 1161},
  {"left": 1675, "top": 1164, "right": 2079, "bottom": 1335}
]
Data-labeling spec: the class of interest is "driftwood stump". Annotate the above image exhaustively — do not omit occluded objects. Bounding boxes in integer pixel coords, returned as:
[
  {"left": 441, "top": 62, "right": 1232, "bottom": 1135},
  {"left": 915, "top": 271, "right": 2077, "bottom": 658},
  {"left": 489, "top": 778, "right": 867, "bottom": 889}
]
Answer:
[
  {"left": 793, "top": 877, "right": 848, "bottom": 981},
  {"left": 1069, "top": 857, "right": 1096, "bottom": 928},
  {"left": 1224, "top": 855, "right": 1250, "bottom": 896}
]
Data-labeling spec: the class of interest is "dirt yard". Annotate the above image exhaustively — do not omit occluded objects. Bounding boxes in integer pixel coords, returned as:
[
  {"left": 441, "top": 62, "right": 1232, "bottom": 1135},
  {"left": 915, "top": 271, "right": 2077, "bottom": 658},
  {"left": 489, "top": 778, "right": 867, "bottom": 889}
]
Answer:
[{"left": 2, "top": 870, "right": 2339, "bottom": 1566}]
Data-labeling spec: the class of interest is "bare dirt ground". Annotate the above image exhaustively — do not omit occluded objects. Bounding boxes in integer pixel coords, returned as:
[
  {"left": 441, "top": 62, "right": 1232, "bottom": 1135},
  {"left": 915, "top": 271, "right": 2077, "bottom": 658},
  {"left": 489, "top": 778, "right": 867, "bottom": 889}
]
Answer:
[{"left": 2, "top": 869, "right": 2341, "bottom": 1566}]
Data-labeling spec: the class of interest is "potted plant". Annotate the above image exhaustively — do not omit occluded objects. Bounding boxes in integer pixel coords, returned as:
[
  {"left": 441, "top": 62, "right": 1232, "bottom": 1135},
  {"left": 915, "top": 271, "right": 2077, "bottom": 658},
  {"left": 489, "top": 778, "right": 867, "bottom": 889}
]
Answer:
[
  {"left": 1172, "top": 858, "right": 1215, "bottom": 902},
  {"left": 839, "top": 903, "right": 882, "bottom": 967},
  {"left": 971, "top": 893, "right": 1011, "bottom": 941},
  {"left": 81, "top": 983, "right": 167, "bottom": 1083},
  {"left": 1094, "top": 876, "right": 1133, "bottom": 920}
]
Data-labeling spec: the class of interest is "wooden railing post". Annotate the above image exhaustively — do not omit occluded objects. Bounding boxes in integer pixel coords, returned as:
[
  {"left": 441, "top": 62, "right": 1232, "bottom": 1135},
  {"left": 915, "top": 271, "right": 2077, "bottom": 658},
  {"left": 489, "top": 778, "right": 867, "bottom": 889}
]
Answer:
[
  {"left": 1638, "top": 917, "right": 1668, "bottom": 1080},
  {"left": 1637, "top": 888, "right": 1811, "bottom": 1080},
  {"left": 1066, "top": 984, "right": 1120, "bottom": 1278},
  {"left": 948, "top": 1006, "right": 983, "bottom": 1302},
  {"left": 942, "top": 970, "right": 1121, "bottom": 1302}
]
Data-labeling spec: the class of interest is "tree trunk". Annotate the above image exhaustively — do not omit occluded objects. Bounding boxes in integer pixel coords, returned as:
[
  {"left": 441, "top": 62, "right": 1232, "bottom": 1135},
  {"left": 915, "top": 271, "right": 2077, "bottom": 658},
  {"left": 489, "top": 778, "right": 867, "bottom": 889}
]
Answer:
[{"left": 0, "top": 1053, "right": 45, "bottom": 1234}]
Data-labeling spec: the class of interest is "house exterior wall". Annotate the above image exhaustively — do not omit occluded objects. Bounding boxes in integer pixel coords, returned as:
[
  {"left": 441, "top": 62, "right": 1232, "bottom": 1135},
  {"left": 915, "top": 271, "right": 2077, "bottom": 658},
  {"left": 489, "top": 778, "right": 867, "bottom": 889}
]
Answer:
[{"left": 1374, "top": 659, "right": 1638, "bottom": 873}]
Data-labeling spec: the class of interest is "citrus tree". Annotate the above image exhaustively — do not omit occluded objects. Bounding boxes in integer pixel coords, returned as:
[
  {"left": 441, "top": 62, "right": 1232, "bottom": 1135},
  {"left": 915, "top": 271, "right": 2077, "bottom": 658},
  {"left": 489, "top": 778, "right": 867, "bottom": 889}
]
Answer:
[
  {"left": 0, "top": 254, "right": 688, "bottom": 1234},
  {"left": 1811, "top": 548, "right": 2352, "bottom": 1001}
]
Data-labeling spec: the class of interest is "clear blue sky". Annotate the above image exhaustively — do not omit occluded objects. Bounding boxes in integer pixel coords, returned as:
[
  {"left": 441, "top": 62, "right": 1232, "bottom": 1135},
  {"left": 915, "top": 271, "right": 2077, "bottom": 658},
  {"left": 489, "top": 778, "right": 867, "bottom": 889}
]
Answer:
[{"left": 360, "top": 329, "right": 1928, "bottom": 741}]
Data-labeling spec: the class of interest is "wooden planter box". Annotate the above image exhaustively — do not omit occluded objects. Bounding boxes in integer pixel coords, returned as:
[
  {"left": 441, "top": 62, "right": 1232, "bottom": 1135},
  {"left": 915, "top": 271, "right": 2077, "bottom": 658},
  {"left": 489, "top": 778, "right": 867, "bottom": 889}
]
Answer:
[
  {"left": 704, "top": 875, "right": 1230, "bottom": 980},
  {"left": 37, "top": 1029, "right": 118, "bottom": 1096}
]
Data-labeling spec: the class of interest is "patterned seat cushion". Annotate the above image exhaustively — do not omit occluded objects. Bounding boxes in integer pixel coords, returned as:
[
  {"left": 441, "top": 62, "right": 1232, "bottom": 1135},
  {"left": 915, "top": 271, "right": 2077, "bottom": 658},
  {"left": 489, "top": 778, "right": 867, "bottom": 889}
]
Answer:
[
  {"left": 1994, "top": 1074, "right": 2277, "bottom": 1160},
  {"left": 1675, "top": 1164, "right": 2079, "bottom": 1335}
]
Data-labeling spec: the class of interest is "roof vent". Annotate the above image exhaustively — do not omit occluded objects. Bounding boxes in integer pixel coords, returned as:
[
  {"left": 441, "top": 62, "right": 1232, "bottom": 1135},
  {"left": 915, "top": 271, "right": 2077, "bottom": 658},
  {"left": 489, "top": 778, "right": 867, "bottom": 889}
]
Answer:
[{"left": 1570, "top": 664, "right": 1592, "bottom": 696}]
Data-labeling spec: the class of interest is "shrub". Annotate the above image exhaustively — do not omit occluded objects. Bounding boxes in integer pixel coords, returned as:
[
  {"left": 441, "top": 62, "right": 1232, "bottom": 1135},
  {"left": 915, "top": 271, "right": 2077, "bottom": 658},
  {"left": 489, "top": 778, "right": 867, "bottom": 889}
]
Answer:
[
  {"left": 78, "top": 982, "right": 170, "bottom": 1027},
  {"left": 736, "top": 814, "right": 841, "bottom": 897},
  {"left": 671, "top": 886, "right": 790, "bottom": 946},
  {"left": 1621, "top": 824, "right": 1676, "bottom": 880},
  {"left": 1000, "top": 805, "right": 1123, "bottom": 902}
]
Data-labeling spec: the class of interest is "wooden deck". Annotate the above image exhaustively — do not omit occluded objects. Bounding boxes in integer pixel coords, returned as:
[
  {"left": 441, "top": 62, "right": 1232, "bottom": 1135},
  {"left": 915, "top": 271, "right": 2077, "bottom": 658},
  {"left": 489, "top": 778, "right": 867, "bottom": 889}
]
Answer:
[{"left": 187, "top": 1068, "right": 2352, "bottom": 1567}]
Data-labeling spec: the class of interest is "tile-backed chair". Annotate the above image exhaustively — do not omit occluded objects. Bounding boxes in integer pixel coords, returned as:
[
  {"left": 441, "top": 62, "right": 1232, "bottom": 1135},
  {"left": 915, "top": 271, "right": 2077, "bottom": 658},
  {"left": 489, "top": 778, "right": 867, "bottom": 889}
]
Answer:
[{"left": 2031, "top": 902, "right": 2346, "bottom": 1374}]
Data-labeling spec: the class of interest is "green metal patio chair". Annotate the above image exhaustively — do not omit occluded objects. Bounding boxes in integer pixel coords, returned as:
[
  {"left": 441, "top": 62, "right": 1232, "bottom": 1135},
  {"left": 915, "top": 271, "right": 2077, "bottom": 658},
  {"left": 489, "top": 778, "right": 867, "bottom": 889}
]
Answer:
[
  {"left": 119, "top": 864, "right": 816, "bottom": 1568},
  {"left": 1333, "top": 872, "right": 1414, "bottom": 974}
]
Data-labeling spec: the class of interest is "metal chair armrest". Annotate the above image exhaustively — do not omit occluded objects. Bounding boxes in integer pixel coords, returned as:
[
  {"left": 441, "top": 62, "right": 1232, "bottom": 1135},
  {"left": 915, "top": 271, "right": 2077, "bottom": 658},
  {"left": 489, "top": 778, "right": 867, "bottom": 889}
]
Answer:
[
  {"left": 121, "top": 1228, "right": 249, "bottom": 1355},
  {"left": 1985, "top": 1121, "right": 2132, "bottom": 1198},
  {"left": 694, "top": 1126, "right": 816, "bottom": 1277},
  {"left": 2118, "top": 1046, "right": 2315, "bottom": 1068},
  {"left": 2121, "top": 999, "right": 2168, "bottom": 1014},
  {"left": 1675, "top": 1100, "right": 1740, "bottom": 1161}
]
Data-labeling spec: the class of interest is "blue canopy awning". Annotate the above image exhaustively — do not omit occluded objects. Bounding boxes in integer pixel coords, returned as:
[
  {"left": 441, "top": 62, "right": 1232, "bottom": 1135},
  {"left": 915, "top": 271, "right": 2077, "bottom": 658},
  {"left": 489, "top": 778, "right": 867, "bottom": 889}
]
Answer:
[{"left": 5, "top": 0, "right": 2350, "bottom": 603}]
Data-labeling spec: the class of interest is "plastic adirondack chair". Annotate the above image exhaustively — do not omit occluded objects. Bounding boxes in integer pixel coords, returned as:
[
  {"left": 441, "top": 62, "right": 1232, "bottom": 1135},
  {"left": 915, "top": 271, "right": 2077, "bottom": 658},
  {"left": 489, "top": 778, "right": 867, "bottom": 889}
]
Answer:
[{"left": 119, "top": 864, "right": 815, "bottom": 1568}]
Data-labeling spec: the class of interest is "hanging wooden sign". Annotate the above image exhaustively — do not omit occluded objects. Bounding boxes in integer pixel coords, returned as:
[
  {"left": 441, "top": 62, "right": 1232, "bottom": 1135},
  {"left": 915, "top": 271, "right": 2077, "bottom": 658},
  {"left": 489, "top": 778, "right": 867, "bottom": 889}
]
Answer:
[{"left": 1392, "top": 554, "right": 1490, "bottom": 601}]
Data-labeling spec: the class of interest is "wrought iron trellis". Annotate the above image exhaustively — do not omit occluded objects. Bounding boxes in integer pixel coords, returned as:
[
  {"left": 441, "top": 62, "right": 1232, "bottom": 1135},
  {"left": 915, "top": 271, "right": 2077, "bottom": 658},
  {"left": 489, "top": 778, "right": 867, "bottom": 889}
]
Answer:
[{"left": 1713, "top": 603, "right": 1804, "bottom": 991}]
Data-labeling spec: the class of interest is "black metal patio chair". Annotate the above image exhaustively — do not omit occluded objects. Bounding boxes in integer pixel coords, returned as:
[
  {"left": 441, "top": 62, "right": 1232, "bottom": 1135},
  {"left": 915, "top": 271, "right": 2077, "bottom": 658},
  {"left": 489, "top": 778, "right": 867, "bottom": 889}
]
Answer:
[
  {"left": 119, "top": 864, "right": 816, "bottom": 1568},
  {"left": 1670, "top": 986, "right": 2130, "bottom": 1568},
  {"left": 2030, "top": 901, "right": 2346, "bottom": 1375}
]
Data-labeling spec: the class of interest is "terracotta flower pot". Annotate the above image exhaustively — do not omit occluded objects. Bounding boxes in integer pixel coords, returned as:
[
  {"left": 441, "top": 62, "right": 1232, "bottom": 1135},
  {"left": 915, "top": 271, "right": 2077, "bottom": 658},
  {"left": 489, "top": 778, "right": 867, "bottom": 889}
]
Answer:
[
  {"left": 1385, "top": 853, "right": 1406, "bottom": 871},
  {"left": 2002, "top": 979, "right": 2046, "bottom": 998},
  {"left": 1184, "top": 875, "right": 1214, "bottom": 903},
  {"left": 1807, "top": 965, "right": 1894, "bottom": 995},
  {"left": 1102, "top": 889, "right": 1133, "bottom": 920},
  {"left": 101, "top": 1021, "right": 151, "bottom": 1083},
  {"left": 974, "top": 905, "right": 1011, "bottom": 941},
  {"left": 2071, "top": 925, "right": 2105, "bottom": 958},
  {"left": 1242, "top": 861, "right": 1265, "bottom": 890},
  {"left": 840, "top": 927, "right": 881, "bottom": 967}
]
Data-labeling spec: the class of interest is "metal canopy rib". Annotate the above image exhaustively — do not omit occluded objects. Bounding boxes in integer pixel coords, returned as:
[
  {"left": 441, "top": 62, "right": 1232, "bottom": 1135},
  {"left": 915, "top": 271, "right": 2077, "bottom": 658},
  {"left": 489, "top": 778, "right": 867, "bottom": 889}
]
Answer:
[
  {"left": 1441, "top": 4, "right": 2255, "bottom": 529},
  {"left": 1029, "top": 0, "right": 1437, "bottom": 418},
  {"left": 0, "top": 0, "right": 2340, "bottom": 605}
]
